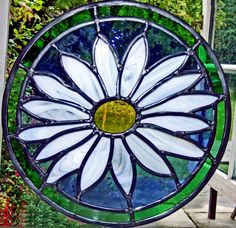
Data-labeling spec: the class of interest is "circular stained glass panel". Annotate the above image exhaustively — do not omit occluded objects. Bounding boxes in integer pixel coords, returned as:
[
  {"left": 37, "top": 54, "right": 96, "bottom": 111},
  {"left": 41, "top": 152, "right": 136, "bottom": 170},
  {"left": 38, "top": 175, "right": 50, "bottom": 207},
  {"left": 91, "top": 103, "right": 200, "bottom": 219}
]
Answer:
[{"left": 3, "top": 1, "right": 231, "bottom": 226}]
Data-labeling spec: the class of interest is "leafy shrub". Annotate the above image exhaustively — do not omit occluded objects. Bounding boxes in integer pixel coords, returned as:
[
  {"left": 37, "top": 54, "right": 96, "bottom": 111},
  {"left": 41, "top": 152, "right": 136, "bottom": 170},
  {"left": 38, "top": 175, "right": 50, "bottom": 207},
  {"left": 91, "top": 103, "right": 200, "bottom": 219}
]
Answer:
[
  {"left": 21, "top": 191, "right": 82, "bottom": 228},
  {"left": 215, "top": 0, "right": 236, "bottom": 64},
  {"left": 8, "top": 0, "right": 60, "bottom": 73}
]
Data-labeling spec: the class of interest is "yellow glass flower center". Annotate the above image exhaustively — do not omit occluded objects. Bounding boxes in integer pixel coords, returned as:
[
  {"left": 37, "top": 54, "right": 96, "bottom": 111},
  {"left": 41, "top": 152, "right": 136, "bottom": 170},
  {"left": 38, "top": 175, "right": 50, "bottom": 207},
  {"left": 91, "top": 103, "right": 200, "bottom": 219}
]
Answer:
[{"left": 94, "top": 100, "right": 136, "bottom": 134}]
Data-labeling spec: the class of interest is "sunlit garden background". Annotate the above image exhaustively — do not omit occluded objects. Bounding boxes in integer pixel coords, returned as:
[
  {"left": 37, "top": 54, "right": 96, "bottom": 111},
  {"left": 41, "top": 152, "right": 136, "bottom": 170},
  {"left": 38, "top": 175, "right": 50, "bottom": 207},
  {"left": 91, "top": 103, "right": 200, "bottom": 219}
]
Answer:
[{"left": 0, "top": 0, "right": 235, "bottom": 226}]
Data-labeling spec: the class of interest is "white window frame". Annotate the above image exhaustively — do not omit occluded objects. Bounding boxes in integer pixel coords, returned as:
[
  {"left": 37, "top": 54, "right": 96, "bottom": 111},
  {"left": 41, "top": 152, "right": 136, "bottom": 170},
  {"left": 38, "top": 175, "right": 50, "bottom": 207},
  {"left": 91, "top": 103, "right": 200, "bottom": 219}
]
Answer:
[
  {"left": 0, "top": 0, "right": 10, "bottom": 164},
  {"left": 203, "top": 0, "right": 236, "bottom": 195}
]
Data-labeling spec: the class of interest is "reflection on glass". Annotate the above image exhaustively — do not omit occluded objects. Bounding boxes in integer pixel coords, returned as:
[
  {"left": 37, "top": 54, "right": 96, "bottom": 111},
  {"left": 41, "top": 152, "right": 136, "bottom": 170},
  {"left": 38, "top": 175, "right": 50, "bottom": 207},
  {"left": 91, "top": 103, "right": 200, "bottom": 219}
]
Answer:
[{"left": 94, "top": 100, "right": 136, "bottom": 133}]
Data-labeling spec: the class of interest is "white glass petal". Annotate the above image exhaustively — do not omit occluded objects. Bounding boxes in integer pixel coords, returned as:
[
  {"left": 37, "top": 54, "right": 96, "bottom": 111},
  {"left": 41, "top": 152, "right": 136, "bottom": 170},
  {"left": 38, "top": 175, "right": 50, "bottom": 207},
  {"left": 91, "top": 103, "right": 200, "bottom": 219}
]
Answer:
[
  {"left": 126, "top": 134, "right": 171, "bottom": 175},
  {"left": 47, "top": 136, "right": 97, "bottom": 183},
  {"left": 34, "top": 75, "right": 92, "bottom": 109},
  {"left": 142, "top": 95, "right": 218, "bottom": 115},
  {"left": 132, "top": 55, "right": 187, "bottom": 101},
  {"left": 23, "top": 100, "right": 88, "bottom": 121},
  {"left": 141, "top": 116, "right": 209, "bottom": 132},
  {"left": 80, "top": 137, "right": 110, "bottom": 191},
  {"left": 36, "top": 129, "right": 93, "bottom": 160},
  {"left": 120, "top": 37, "right": 147, "bottom": 97},
  {"left": 95, "top": 38, "right": 118, "bottom": 96},
  {"left": 137, "top": 128, "right": 204, "bottom": 158},
  {"left": 61, "top": 55, "right": 104, "bottom": 102},
  {"left": 112, "top": 139, "right": 133, "bottom": 194},
  {"left": 19, "top": 123, "right": 87, "bottom": 141},
  {"left": 139, "top": 73, "right": 201, "bottom": 106}
]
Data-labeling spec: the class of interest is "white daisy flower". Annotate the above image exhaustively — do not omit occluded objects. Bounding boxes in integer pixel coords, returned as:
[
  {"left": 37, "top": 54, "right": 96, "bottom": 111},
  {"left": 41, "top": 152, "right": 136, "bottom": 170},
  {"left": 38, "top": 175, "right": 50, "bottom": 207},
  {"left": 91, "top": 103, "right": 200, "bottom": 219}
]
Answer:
[{"left": 18, "top": 34, "right": 219, "bottom": 195}]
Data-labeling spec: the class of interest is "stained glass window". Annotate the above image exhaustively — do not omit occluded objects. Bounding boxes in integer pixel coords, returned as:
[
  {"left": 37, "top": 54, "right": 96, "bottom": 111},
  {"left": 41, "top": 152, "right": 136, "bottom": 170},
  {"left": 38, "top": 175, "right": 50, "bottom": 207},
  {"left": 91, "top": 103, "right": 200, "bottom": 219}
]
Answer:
[{"left": 2, "top": 1, "right": 230, "bottom": 226}]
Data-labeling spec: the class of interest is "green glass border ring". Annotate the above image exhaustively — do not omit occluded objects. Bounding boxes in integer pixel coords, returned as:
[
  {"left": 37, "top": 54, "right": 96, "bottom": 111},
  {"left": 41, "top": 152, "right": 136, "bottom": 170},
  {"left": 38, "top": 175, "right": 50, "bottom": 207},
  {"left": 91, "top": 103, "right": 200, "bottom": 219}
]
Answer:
[{"left": 2, "top": 1, "right": 231, "bottom": 227}]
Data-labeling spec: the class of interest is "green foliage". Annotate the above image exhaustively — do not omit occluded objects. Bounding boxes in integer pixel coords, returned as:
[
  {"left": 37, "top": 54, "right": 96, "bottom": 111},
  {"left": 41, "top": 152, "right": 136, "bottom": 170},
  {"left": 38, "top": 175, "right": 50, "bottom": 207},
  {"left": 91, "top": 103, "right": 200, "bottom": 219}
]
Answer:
[
  {"left": 7, "top": 69, "right": 26, "bottom": 133},
  {"left": 54, "top": 0, "right": 99, "bottom": 10},
  {"left": 0, "top": 67, "right": 29, "bottom": 224},
  {"left": 143, "top": 0, "right": 203, "bottom": 32},
  {"left": 21, "top": 191, "right": 82, "bottom": 227},
  {"left": 54, "top": 0, "right": 203, "bottom": 32},
  {"left": 215, "top": 0, "right": 236, "bottom": 64},
  {"left": 215, "top": 0, "right": 226, "bottom": 30},
  {"left": 8, "top": 0, "right": 59, "bottom": 72},
  {"left": 0, "top": 147, "right": 26, "bottom": 225},
  {"left": 218, "top": 163, "right": 229, "bottom": 174}
]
